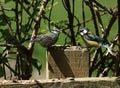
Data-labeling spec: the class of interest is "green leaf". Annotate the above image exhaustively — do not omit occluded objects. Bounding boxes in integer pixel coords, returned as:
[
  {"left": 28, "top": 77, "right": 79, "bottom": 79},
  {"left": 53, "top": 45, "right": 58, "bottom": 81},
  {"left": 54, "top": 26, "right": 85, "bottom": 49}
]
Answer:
[
  {"left": 20, "top": 58, "right": 33, "bottom": 75},
  {"left": 0, "top": 65, "right": 4, "bottom": 77},
  {"left": 0, "top": 14, "right": 15, "bottom": 25},
  {"left": 32, "top": 58, "right": 42, "bottom": 75},
  {"left": 0, "top": 15, "right": 7, "bottom": 26},
  {"left": 0, "top": 29, "right": 18, "bottom": 44},
  {"left": 0, "top": 0, "right": 5, "bottom": 3},
  {"left": 5, "top": 0, "right": 11, "bottom": 3}
]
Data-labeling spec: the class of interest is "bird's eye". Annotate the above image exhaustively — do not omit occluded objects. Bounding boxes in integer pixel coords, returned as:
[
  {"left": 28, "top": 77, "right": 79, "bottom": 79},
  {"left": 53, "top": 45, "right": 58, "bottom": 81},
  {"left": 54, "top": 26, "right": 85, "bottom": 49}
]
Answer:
[{"left": 80, "top": 30, "right": 84, "bottom": 32}]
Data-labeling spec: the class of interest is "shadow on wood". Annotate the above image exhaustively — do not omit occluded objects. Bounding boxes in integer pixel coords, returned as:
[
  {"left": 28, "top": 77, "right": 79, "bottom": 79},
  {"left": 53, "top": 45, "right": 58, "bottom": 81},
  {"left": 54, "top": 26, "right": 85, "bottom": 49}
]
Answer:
[{"left": 48, "top": 48, "right": 75, "bottom": 77}]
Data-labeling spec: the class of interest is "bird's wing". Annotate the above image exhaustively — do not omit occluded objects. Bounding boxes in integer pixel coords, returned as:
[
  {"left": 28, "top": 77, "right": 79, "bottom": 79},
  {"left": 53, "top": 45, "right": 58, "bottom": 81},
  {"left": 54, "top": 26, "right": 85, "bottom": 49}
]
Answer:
[
  {"left": 85, "top": 35, "right": 104, "bottom": 43},
  {"left": 29, "top": 34, "right": 44, "bottom": 42},
  {"left": 30, "top": 32, "right": 58, "bottom": 47},
  {"left": 39, "top": 33, "right": 58, "bottom": 47},
  {"left": 30, "top": 32, "right": 54, "bottom": 42},
  {"left": 85, "top": 35, "right": 113, "bottom": 50}
]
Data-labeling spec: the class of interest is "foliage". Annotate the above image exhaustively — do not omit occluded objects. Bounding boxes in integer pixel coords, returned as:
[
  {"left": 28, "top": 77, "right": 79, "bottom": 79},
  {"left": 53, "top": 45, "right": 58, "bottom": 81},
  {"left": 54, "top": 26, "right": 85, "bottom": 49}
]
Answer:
[
  {"left": 0, "top": 0, "right": 47, "bottom": 79},
  {"left": 0, "top": 0, "right": 120, "bottom": 79}
]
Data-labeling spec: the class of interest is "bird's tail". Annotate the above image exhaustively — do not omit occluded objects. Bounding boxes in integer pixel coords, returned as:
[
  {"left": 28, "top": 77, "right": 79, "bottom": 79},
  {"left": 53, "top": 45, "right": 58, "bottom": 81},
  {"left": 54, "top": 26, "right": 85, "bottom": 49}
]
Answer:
[
  {"left": 103, "top": 44, "right": 112, "bottom": 51},
  {"left": 102, "top": 44, "right": 116, "bottom": 56},
  {"left": 29, "top": 37, "right": 40, "bottom": 43}
]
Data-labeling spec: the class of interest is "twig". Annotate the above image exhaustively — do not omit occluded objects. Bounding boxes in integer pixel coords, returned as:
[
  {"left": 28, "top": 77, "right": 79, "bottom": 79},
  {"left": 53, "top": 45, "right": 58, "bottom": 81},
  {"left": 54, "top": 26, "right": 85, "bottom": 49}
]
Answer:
[
  {"left": 103, "top": 15, "right": 117, "bottom": 40},
  {"left": 18, "top": 0, "right": 36, "bottom": 22},
  {"left": 25, "top": 0, "right": 50, "bottom": 79},
  {"left": 48, "top": 0, "right": 54, "bottom": 30},
  {"left": 62, "top": 0, "right": 76, "bottom": 45},
  {"left": 115, "top": 0, "right": 120, "bottom": 76},
  {"left": 82, "top": 0, "right": 86, "bottom": 27},
  {"left": 0, "top": 4, "right": 13, "bottom": 36},
  {"left": 92, "top": 0, "right": 116, "bottom": 15},
  {"left": 43, "top": 15, "right": 71, "bottom": 38},
  {"left": 99, "top": 60, "right": 114, "bottom": 77},
  {"left": 95, "top": 4, "right": 105, "bottom": 34},
  {"left": 80, "top": 12, "right": 107, "bottom": 25},
  {"left": 89, "top": 49, "right": 99, "bottom": 76},
  {"left": 117, "top": 0, "right": 120, "bottom": 58},
  {"left": 88, "top": 0, "right": 99, "bottom": 36},
  {"left": 15, "top": 0, "right": 21, "bottom": 42}
]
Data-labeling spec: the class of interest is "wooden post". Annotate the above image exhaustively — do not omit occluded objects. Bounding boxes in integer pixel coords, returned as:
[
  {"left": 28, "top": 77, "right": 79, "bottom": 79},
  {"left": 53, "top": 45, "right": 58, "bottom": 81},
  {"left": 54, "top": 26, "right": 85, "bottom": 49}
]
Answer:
[{"left": 46, "top": 46, "right": 89, "bottom": 79}]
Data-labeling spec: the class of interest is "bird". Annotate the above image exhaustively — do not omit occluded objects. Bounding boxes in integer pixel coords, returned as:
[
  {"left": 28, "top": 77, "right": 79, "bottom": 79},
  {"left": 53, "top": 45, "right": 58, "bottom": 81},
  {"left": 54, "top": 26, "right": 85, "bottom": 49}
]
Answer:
[
  {"left": 78, "top": 27, "right": 116, "bottom": 56},
  {"left": 30, "top": 29, "right": 60, "bottom": 48}
]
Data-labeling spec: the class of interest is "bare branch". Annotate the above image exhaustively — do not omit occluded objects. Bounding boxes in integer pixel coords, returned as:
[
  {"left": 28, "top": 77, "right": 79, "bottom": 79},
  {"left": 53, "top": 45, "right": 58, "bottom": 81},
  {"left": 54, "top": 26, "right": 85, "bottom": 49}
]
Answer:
[
  {"left": 0, "top": 4, "right": 13, "bottom": 36},
  {"left": 88, "top": 0, "right": 99, "bottom": 36},
  {"left": 24, "top": 0, "right": 50, "bottom": 79}
]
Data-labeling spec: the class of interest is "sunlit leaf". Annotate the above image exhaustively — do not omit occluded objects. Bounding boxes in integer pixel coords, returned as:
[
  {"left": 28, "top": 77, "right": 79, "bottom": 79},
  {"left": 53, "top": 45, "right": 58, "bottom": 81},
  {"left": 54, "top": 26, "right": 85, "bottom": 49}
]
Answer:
[{"left": 47, "top": 2, "right": 58, "bottom": 10}]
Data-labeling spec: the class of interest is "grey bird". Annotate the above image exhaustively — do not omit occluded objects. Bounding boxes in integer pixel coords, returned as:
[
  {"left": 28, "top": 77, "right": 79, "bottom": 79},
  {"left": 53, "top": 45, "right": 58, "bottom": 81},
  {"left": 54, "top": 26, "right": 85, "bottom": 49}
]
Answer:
[{"left": 30, "top": 29, "right": 60, "bottom": 48}]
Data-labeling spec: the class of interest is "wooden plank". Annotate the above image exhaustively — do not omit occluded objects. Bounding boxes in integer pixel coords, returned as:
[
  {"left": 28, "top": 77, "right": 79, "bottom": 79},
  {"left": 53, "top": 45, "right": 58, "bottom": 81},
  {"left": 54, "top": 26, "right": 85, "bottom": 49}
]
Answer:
[{"left": 0, "top": 77, "right": 120, "bottom": 88}]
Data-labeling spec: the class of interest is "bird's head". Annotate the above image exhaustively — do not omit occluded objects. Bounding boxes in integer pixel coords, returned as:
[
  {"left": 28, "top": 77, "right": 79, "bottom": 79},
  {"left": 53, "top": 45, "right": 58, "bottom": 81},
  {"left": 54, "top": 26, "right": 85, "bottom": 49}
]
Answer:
[
  {"left": 51, "top": 29, "right": 60, "bottom": 35},
  {"left": 78, "top": 27, "right": 91, "bottom": 36}
]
